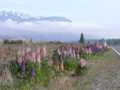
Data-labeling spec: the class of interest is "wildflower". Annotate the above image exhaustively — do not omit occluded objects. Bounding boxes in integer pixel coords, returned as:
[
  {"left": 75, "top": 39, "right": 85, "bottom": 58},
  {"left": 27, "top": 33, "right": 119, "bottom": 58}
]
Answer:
[
  {"left": 43, "top": 46, "right": 47, "bottom": 57},
  {"left": 57, "top": 48, "right": 61, "bottom": 56},
  {"left": 88, "top": 48, "right": 92, "bottom": 54},
  {"left": 32, "top": 52, "right": 36, "bottom": 62},
  {"left": 36, "top": 52, "right": 41, "bottom": 63},
  {"left": 31, "top": 67, "right": 35, "bottom": 79},
  {"left": 80, "top": 58, "right": 87, "bottom": 68},
  {"left": 16, "top": 56, "right": 23, "bottom": 67},
  {"left": 48, "top": 57, "right": 53, "bottom": 66},
  {"left": 20, "top": 61, "right": 26, "bottom": 73},
  {"left": 25, "top": 47, "right": 31, "bottom": 53},
  {"left": 24, "top": 51, "right": 33, "bottom": 61}
]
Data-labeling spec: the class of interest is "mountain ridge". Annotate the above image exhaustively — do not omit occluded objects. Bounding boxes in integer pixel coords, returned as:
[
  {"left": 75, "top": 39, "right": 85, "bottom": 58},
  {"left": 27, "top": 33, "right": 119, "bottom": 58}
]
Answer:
[{"left": 0, "top": 10, "right": 72, "bottom": 22}]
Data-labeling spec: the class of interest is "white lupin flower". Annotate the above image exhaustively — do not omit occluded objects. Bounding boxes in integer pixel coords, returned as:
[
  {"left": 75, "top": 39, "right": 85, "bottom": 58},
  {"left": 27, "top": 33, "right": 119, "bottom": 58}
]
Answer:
[
  {"left": 32, "top": 52, "right": 36, "bottom": 62},
  {"left": 43, "top": 46, "right": 47, "bottom": 57},
  {"left": 36, "top": 52, "right": 41, "bottom": 63},
  {"left": 57, "top": 48, "right": 61, "bottom": 55}
]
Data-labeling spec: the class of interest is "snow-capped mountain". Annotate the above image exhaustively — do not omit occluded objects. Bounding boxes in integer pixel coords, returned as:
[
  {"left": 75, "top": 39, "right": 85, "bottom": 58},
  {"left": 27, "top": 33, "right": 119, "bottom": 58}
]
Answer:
[{"left": 0, "top": 11, "right": 72, "bottom": 22}]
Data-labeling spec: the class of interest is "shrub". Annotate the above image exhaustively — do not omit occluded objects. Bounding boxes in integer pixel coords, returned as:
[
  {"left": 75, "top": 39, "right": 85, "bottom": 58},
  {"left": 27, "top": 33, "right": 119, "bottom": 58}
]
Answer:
[
  {"left": 25, "top": 61, "right": 34, "bottom": 79},
  {"left": 10, "top": 59, "right": 56, "bottom": 87},
  {"left": 28, "top": 60, "right": 56, "bottom": 86},
  {"left": 32, "top": 63, "right": 41, "bottom": 83},
  {"left": 75, "top": 65, "right": 87, "bottom": 75},
  {"left": 52, "top": 50, "right": 60, "bottom": 65},
  {"left": 10, "top": 61, "right": 20, "bottom": 76},
  {"left": 80, "top": 50, "right": 88, "bottom": 59},
  {"left": 41, "top": 60, "right": 56, "bottom": 78},
  {"left": 64, "top": 57, "right": 78, "bottom": 71}
]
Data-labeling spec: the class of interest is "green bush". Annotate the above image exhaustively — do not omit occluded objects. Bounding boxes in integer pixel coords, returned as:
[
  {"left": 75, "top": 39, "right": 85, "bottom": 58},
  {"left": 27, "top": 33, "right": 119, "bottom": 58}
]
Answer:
[
  {"left": 80, "top": 51, "right": 88, "bottom": 59},
  {"left": 64, "top": 57, "right": 78, "bottom": 71},
  {"left": 10, "top": 60, "right": 56, "bottom": 87},
  {"left": 10, "top": 61, "right": 20, "bottom": 76},
  {"left": 52, "top": 50, "right": 60, "bottom": 65},
  {"left": 34, "top": 60, "right": 56, "bottom": 86},
  {"left": 41, "top": 60, "right": 56, "bottom": 79},
  {"left": 25, "top": 61, "right": 34, "bottom": 79},
  {"left": 75, "top": 65, "right": 87, "bottom": 75}
]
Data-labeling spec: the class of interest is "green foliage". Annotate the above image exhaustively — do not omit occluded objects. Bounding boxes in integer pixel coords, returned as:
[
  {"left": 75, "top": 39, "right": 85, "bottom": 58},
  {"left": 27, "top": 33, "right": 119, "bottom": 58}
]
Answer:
[
  {"left": 10, "top": 61, "right": 20, "bottom": 76},
  {"left": 34, "top": 63, "right": 42, "bottom": 83},
  {"left": 64, "top": 57, "right": 78, "bottom": 71},
  {"left": 29, "top": 60, "right": 56, "bottom": 86},
  {"left": 10, "top": 60, "right": 56, "bottom": 87},
  {"left": 41, "top": 60, "right": 56, "bottom": 83},
  {"left": 80, "top": 51, "right": 87, "bottom": 59},
  {"left": 25, "top": 61, "right": 34, "bottom": 79},
  {"left": 17, "top": 80, "right": 33, "bottom": 90},
  {"left": 75, "top": 65, "right": 87, "bottom": 75},
  {"left": 52, "top": 50, "right": 60, "bottom": 64}
]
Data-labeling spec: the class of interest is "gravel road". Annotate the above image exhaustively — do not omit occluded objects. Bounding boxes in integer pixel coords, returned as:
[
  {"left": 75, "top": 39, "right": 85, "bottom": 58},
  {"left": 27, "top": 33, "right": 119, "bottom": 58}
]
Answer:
[{"left": 91, "top": 49, "right": 120, "bottom": 90}]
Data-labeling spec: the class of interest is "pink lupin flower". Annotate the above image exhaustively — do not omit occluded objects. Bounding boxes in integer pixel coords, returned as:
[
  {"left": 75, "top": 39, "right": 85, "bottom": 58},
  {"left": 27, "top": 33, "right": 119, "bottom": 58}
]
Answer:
[
  {"left": 21, "top": 49, "right": 26, "bottom": 61},
  {"left": 85, "top": 48, "right": 89, "bottom": 54},
  {"left": 80, "top": 58, "right": 87, "bottom": 68},
  {"left": 32, "top": 52, "right": 36, "bottom": 62},
  {"left": 69, "top": 48, "right": 72, "bottom": 57},
  {"left": 24, "top": 52, "right": 28, "bottom": 61},
  {"left": 88, "top": 48, "right": 92, "bottom": 54},
  {"left": 48, "top": 57, "right": 53, "bottom": 66},
  {"left": 36, "top": 47, "right": 41, "bottom": 63},
  {"left": 36, "top": 52, "right": 41, "bottom": 63}
]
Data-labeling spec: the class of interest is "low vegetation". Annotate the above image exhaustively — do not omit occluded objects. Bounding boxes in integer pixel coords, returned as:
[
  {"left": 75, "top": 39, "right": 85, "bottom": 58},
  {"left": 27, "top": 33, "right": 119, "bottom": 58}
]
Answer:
[{"left": 0, "top": 40, "right": 109, "bottom": 90}]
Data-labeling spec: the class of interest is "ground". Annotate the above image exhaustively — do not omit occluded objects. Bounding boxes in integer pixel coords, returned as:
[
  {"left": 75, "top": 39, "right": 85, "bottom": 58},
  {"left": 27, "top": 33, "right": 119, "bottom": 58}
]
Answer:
[{"left": 0, "top": 48, "right": 120, "bottom": 90}]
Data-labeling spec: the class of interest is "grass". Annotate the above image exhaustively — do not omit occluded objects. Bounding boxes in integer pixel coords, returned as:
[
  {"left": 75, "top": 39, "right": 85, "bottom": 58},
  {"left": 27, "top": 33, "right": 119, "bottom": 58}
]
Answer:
[
  {"left": 72, "top": 49, "right": 118, "bottom": 90},
  {"left": 0, "top": 49, "right": 118, "bottom": 90},
  {"left": 47, "top": 49, "right": 118, "bottom": 90}
]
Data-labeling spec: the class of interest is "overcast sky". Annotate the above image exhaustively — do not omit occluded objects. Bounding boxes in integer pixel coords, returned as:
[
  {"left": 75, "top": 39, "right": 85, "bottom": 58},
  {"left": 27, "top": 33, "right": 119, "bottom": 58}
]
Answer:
[{"left": 0, "top": 0, "right": 120, "bottom": 38}]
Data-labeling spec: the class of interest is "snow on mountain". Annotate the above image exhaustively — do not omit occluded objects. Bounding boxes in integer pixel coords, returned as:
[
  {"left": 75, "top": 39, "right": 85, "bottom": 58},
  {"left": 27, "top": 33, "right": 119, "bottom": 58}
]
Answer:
[{"left": 0, "top": 11, "right": 72, "bottom": 22}]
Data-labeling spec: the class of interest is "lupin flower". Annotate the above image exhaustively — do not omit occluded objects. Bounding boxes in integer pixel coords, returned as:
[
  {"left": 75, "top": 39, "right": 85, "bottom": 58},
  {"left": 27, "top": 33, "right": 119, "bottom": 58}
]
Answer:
[
  {"left": 25, "top": 47, "right": 31, "bottom": 53},
  {"left": 80, "top": 58, "right": 87, "bottom": 68},
  {"left": 31, "top": 67, "right": 35, "bottom": 78},
  {"left": 36, "top": 52, "right": 41, "bottom": 63},
  {"left": 43, "top": 46, "right": 47, "bottom": 57},
  {"left": 57, "top": 48, "right": 61, "bottom": 55},
  {"left": 20, "top": 61, "right": 26, "bottom": 73},
  {"left": 16, "top": 56, "right": 23, "bottom": 67},
  {"left": 48, "top": 58, "right": 53, "bottom": 66},
  {"left": 32, "top": 52, "right": 36, "bottom": 62},
  {"left": 88, "top": 48, "right": 92, "bottom": 54}
]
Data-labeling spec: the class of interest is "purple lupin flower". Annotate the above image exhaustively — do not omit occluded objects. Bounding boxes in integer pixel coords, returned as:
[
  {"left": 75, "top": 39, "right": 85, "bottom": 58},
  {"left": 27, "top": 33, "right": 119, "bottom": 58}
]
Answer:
[
  {"left": 31, "top": 67, "right": 35, "bottom": 79},
  {"left": 20, "top": 61, "right": 26, "bottom": 73}
]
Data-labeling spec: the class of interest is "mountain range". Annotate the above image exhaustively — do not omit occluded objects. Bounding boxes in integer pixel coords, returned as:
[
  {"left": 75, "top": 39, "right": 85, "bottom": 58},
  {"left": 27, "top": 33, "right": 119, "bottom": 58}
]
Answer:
[{"left": 0, "top": 11, "right": 72, "bottom": 22}]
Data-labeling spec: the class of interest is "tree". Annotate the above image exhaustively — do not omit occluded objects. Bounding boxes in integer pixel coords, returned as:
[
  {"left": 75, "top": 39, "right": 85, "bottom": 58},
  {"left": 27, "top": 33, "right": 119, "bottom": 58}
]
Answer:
[{"left": 79, "top": 33, "right": 85, "bottom": 45}]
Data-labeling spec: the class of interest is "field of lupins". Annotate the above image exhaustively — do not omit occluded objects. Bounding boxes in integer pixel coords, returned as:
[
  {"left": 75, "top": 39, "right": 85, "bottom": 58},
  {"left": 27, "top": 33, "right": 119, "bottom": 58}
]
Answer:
[{"left": 0, "top": 42, "right": 108, "bottom": 90}]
